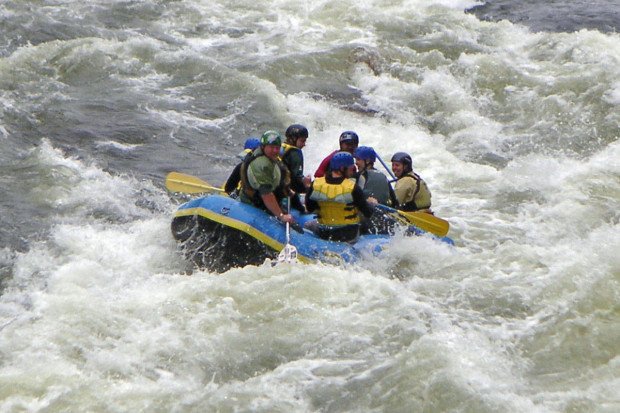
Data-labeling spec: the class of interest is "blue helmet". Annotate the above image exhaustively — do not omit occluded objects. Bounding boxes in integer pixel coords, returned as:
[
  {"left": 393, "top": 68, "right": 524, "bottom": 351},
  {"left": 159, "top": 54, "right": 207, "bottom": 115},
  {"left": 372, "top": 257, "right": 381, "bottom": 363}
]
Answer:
[
  {"left": 354, "top": 146, "right": 376, "bottom": 163},
  {"left": 339, "top": 131, "right": 359, "bottom": 145},
  {"left": 330, "top": 151, "right": 355, "bottom": 170},
  {"left": 244, "top": 137, "right": 260, "bottom": 150}
]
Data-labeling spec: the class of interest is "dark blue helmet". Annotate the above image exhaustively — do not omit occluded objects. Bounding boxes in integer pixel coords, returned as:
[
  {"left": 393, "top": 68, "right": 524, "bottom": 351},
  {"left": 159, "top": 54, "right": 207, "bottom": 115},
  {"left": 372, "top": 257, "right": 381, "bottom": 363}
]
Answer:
[
  {"left": 244, "top": 137, "right": 260, "bottom": 150},
  {"left": 354, "top": 146, "right": 376, "bottom": 163},
  {"left": 330, "top": 151, "right": 355, "bottom": 170},
  {"left": 339, "top": 131, "right": 359, "bottom": 145},
  {"left": 285, "top": 124, "right": 308, "bottom": 143},
  {"left": 391, "top": 152, "right": 412, "bottom": 169}
]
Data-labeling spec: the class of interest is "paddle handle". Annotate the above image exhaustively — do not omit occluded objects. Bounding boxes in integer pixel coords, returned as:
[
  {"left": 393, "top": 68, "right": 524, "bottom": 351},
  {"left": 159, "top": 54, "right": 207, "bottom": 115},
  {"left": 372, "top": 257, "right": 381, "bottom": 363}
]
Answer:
[
  {"left": 285, "top": 197, "right": 291, "bottom": 244},
  {"left": 376, "top": 154, "right": 396, "bottom": 180}
]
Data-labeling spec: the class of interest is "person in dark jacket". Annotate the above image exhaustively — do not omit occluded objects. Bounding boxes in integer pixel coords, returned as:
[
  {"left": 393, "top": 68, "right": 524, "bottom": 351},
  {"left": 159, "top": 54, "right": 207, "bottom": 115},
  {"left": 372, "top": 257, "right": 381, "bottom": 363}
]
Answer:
[
  {"left": 281, "top": 124, "right": 311, "bottom": 212},
  {"left": 354, "top": 145, "right": 397, "bottom": 207}
]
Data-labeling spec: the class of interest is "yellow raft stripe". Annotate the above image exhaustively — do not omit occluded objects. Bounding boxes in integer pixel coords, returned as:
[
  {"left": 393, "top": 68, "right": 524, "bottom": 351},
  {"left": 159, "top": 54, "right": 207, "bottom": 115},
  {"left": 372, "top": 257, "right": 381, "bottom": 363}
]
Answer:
[{"left": 174, "top": 207, "right": 313, "bottom": 264}]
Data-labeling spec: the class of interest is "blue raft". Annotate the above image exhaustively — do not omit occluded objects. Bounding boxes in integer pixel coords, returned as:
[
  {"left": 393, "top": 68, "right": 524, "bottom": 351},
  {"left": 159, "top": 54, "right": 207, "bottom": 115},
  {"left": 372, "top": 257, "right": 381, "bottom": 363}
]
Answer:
[{"left": 171, "top": 194, "right": 454, "bottom": 272}]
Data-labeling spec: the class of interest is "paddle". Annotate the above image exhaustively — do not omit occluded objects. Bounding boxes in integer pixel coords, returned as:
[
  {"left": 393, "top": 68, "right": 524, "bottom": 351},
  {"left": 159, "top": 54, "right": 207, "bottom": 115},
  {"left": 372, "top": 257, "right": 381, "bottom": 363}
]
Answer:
[
  {"left": 374, "top": 204, "right": 449, "bottom": 237},
  {"left": 376, "top": 154, "right": 396, "bottom": 182},
  {"left": 277, "top": 197, "right": 298, "bottom": 263},
  {"left": 165, "top": 172, "right": 226, "bottom": 195},
  {"left": 165, "top": 172, "right": 305, "bottom": 236}
]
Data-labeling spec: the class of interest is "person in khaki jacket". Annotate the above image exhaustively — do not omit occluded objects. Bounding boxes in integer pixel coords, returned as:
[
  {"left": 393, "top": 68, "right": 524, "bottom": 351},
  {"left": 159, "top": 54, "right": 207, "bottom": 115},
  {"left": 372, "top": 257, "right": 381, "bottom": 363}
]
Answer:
[{"left": 390, "top": 152, "right": 432, "bottom": 213}]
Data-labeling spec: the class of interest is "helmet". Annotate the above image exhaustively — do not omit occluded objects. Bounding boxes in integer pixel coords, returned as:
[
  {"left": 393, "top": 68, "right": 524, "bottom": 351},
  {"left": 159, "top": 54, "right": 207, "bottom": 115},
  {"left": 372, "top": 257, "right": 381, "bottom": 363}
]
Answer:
[
  {"left": 260, "top": 130, "right": 282, "bottom": 146},
  {"left": 391, "top": 152, "right": 412, "bottom": 169},
  {"left": 285, "top": 124, "right": 308, "bottom": 143},
  {"left": 330, "top": 151, "right": 355, "bottom": 170},
  {"left": 243, "top": 137, "right": 260, "bottom": 150},
  {"left": 354, "top": 146, "right": 376, "bottom": 163},
  {"left": 339, "top": 131, "right": 359, "bottom": 145}
]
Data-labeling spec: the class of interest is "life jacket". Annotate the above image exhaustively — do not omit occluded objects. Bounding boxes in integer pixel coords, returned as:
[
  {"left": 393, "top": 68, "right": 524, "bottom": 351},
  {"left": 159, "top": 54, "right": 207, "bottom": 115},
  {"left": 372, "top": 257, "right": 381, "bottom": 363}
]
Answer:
[
  {"left": 281, "top": 142, "right": 305, "bottom": 193},
  {"left": 398, "top": 171, "right": 431, "bottom": 211},
  {"left": 237, "top": 148, "right": 253, "bottom": 160},
  {"left": 231, "top": 151, "right": 254, "bottom": 192},
  {"left": 309, "top": 177, "right": 360, "bottom": 226},
  {"left": 280, "top": 143, "right": 302, "bottom": 165},
  {"left": 359, "top": 169, "right": 391, "bottom": 205},
  {"left": 240, "top": 149, "right": 290, "bottom": 209}
]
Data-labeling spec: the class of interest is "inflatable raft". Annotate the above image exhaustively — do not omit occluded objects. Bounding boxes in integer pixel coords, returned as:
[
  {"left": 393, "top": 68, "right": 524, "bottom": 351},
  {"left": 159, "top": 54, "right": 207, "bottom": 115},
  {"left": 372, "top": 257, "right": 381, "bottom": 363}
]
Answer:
[{"left": 171, "top": 194, "right": 454, "bottom": 272}]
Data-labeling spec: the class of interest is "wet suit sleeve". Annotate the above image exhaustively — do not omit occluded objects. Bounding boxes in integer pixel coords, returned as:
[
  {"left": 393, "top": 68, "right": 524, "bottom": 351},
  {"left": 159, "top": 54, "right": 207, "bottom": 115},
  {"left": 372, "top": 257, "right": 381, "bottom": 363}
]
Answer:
[
  {"left": 224, "top": 162, "right": 242, "bottom": 194},
  {"left": 352, "top": 185, "right": 374, "bottom": 218},
  {"left": 314, "top": 151, "right": 336, "bottom": 178}
]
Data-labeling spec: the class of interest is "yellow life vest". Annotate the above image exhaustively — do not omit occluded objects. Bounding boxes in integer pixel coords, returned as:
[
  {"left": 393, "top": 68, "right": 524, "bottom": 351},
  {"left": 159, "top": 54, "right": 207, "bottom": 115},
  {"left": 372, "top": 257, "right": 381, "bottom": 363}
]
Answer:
[
  {"left": 281, "top": 142, "right": 295, "bottom": 155},
  {"left": 309, "top": 177, "right": 360, "bottom": 226}
]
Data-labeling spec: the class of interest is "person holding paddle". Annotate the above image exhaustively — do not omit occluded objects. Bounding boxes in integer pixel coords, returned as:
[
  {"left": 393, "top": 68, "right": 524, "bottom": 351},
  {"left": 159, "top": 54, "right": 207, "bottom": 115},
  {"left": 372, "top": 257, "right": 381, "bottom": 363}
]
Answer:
[
  {"left": 354, "top": 146, "right": 398, "bottom": 207},
  {"left": 281, "top": 124, "right": 311, "bottom": 212},
  {"left": 239, "top": 130, "right": 295, "bottom": 225},
  {"left": 305, "top": 151, "right": 376, "bottom": 242},
  {"left": 391, "top": 152, "right": 432, "bottom": 213}
]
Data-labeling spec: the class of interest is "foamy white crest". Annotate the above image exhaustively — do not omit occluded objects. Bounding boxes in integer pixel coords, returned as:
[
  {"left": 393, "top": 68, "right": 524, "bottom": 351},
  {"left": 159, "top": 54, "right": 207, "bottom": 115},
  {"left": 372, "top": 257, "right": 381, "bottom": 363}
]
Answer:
[
  {"left": 94, "top": 140, "right": 142, "bottom": 151},
  {"left": 603, "top": 81, "right": 620, "bottom": 105},
  {"left": 30, "top": 139, "right": 165, "bottom": 220},
  {"left": 3, "top": 0, "right": 619, "bottom": 411}
]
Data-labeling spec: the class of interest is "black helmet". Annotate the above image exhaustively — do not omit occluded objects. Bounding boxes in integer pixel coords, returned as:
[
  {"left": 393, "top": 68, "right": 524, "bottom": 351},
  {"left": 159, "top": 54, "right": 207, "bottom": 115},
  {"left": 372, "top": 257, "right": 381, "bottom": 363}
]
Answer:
[
  {"left": 285, "top": 124, "right": 308, "bottom": 143},
  {"left": 339, "top": 131, "right": 359, "bottom": 145},
  {"left": 391, "top": 152, "right": 412, "bottom": 169}
]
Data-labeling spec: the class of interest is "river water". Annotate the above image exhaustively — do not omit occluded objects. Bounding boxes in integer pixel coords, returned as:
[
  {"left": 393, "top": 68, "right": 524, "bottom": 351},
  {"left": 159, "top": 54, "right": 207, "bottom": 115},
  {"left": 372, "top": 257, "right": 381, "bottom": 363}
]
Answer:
[{"left": 1, "top": 1, "right": 619, "bottom": 412}]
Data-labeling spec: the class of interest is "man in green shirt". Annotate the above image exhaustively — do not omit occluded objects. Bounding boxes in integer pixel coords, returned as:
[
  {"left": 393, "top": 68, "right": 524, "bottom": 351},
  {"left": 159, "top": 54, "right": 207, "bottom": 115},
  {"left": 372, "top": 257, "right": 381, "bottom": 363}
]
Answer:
[{"left": 240, "top": 130, "right": 295, "bottom": 225}]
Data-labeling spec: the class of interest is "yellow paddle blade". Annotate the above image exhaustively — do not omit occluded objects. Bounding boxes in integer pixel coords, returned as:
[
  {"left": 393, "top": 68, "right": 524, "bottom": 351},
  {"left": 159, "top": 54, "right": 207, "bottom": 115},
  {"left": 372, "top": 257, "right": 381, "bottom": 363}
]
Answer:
[
  {"left": 375, "top": 204, "right": 450, "bottom": 237},
  {"left": 398, "top": 210, "right": 449, "bottom": 237},
  {"left": 165, "top": 172, "right": 226, "bottom": 195}
]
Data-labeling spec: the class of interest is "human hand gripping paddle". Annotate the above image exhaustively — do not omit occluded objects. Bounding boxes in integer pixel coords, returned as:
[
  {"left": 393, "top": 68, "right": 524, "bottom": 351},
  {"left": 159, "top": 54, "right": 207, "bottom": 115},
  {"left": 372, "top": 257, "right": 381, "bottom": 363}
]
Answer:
[
  {"left": 277, "top": 197, "right": 298, "bottom": 263},
  {"left": 375, "top": 155, "right": 450, "bottom": 237}
]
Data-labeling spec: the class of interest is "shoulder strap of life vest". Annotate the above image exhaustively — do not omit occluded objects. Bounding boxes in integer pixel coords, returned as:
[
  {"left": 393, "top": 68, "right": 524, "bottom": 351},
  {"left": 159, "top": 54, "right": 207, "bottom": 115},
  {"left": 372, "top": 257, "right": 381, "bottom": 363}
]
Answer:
[
  {"left": 397, "top": 172, "right": 421, "bottom": 210},
  {"left": 240, "top": 151, "right": 264, "bottom": 204}
]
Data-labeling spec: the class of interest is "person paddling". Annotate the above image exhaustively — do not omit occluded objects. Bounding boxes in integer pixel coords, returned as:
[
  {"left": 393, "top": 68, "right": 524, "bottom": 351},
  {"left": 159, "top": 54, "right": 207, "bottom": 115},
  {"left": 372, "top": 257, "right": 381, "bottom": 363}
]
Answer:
[
  {"left": 391, "top": 152, "right": 432, "bottom": 213},
  {"left": 239, "top": 131, "right": 295, "bottom": 225},
  {"left": 354, "top": 146, "right": 398, "bottom": 207},
  {"left": 305, "top": 152, "right": 376, "bottom": 242},
  {"left": 281, "top": 124, "right": 311, "bottom": 212}
]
